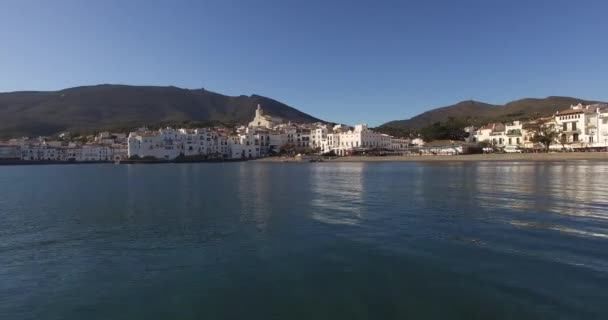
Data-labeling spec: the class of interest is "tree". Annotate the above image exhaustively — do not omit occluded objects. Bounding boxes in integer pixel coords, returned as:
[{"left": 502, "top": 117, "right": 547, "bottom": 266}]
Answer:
[
  {"left": 525, "top": 122, "right": 559, "bottom": 152},
  {"left": 420, "top": 117, "right": 468, "bottom": 142}
]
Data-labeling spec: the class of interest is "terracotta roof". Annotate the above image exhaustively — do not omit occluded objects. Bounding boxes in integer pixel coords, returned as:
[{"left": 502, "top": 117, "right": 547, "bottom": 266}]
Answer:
[{"left": 557, "top": 109, "right": 583, "bottom": 115}]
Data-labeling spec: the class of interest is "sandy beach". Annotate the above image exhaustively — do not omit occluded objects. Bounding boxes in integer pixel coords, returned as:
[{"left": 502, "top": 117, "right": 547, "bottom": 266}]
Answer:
[{"left": 256, "top": 152, "right": 608, "bottom": 163}]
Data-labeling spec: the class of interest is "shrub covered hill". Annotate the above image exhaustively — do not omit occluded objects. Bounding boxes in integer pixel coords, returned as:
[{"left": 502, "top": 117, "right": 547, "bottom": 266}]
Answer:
[
  {"left": 377, "top": 96, "right": 606, "bottom": 139},
  {"left": 0, "top": 84, "right": 322, "bottom": 138}
]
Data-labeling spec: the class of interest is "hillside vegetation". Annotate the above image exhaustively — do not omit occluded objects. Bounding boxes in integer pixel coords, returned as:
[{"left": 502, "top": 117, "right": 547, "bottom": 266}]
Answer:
[
  {"left": 378, "top": 96, "right": 605, "bottom": 137},
  {"left": 0, "top": 84, "right": 321, "bottom": 138}
]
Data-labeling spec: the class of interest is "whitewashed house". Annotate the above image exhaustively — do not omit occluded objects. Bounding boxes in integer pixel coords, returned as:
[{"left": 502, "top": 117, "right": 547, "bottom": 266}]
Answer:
[
  {"left": 0, "top": 145, "right": 21, "bottom": 159},
  {"left": 20, "top": 144, "right": 59, "bottom": 161},
  {"left": 475, "top": 123, "right": 506, "bottom": 147},
  {"left": 127, "top": 128, "right": 183, "bottom": 160},
  {"left": 504, "top": 121, "right": 526, "bottom": 146}
]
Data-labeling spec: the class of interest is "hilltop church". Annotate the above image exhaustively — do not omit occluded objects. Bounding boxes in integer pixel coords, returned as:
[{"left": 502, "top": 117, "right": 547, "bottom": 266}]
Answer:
[{"left": 248, "top": 104, "right": 283, "bottom": 129}]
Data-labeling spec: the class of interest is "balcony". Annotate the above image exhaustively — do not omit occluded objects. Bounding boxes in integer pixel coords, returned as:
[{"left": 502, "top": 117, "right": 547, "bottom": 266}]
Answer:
[
  {"left": 561, "top": 129, "right": 581, "bottom": 134},
  {"left": 560, "top": 127, "right": 581, "bottom": 134}
]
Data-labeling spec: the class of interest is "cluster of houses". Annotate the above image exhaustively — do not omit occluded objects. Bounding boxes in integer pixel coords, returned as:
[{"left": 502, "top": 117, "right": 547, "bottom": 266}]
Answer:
[
  {"left": 4, "top": 102, "right": 603, "bottom": 162},
  {"left": 127, "top": 105, "right": 421, "bottom": 160},
  {"left": 0, "top": 104, "right": 422, "bottom": 162},
  {"left": 466, "top": 103, "right": 608, "bottom": 150},
  {"left": 0, "top": 132, "right": 128, "bottom": 162}
]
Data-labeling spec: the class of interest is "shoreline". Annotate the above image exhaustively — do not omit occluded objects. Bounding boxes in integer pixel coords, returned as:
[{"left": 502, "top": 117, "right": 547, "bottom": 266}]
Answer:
[
  {"left": 3, "top": 152, "right": 608, "bottom": 166},
  {"left": 255, "top": 153, "right": 608, "bottom": 163},
  {"left": 0, "top": 158, "right": 249, "bottom": 166}
]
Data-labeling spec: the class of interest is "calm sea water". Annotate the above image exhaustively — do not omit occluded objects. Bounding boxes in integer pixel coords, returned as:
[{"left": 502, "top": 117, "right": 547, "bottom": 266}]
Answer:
[{"left": 1, "top": 161, "right": 608, "bottom": 319}]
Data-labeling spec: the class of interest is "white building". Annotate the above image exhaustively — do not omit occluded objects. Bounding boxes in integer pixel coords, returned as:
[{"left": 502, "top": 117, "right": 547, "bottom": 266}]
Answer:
[
  {"left": 127, "top": 128, "right": 184, "bottom": 160},
  {"left": 390, "top": 137, "right": 411, "bottom": 150},
  {"left": 552, "top": 103, "right": 608, "bottom": 147},
  {"left": 474, "top": 123, "right": 506, "bottom": 146},
  {"left": 411, "top": 137, "right": 425, "bottom": 146},
  {"left": 20, "top": 144, "right": 59, "bottom": 161},
  {"left": 504, "top": 121, "right": 526, "bottom": 146},
  {"left": 320, "top": 124, "right": 395, "bottom": 156},
  {"left": 310, "top": 125, "right": 330, "bottom": 149},
  {"left": 555, "top": 105, "right": 587, "bottom": 146},
  {"left": 229, "top": 127, "right": 262, "bottom": 159},
  {"left": 80, "top": 144, "right": 113, "bottom": 161},
  {"left": 468, "top": 103, "right": 608, "bottom": 150},
  {"left": 0, "top": 145, "right": 21, "bottom": 159},
  {"left": 248, "top": 104, "right": 283, "bottom": 129},
  {"left": 127, "top": 126, "right": 267, "bottom": 160}
]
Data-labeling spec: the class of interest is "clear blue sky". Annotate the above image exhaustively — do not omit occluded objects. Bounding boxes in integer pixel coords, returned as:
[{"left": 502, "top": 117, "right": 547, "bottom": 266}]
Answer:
[{"left": 1, "top": 0, "right": 607, "bottom": 126}]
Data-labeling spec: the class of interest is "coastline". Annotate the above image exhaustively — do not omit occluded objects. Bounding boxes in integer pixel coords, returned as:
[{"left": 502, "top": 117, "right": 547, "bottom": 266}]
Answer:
[
  {"left": 255, "top": 152, "right": 608, "bottom": 163},
  {"left": 4, "top": 152, "right": 608, "bottom": 166},
  {"left": 0, "top": 158, "right": 248, "bottom": 166}
]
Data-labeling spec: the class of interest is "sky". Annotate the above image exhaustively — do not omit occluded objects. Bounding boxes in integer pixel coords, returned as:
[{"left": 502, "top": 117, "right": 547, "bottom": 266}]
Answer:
[{"left": 1, "top": 0, "right": 607, "bottom": 126}]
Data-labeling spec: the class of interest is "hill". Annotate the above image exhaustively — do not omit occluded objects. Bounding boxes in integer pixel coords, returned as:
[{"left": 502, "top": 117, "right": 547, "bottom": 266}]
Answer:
[
  {"left": 0, "top": 84, "right": 322, "bottom": 138},
  {"left": 379, "top": 96, "right": 605, "bottom": 133}
]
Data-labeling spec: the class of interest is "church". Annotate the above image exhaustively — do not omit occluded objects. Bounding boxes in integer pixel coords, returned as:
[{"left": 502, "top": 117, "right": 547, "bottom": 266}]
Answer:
[{"left": 248, "top": 104, "right": 283, "bottom": 128}]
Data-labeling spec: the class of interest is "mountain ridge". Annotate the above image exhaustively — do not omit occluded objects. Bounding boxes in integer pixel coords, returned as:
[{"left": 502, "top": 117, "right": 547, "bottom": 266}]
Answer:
[
  {"left": 380, "top": 96, "right": 606, "bottom": 132},
  {"left": 0, "top": 84, "right": 322, "bottom": 138}
]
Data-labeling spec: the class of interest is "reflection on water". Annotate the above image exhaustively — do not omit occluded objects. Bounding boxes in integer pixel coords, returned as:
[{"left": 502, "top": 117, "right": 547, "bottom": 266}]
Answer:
[
  {"left": 2, "top": 161, "right": 608, "bottom": 319},
  {"left": 310, "top": 163, "right": 365, "bottom": 225},
  {"left": 237, "top": 162, "right": 276, "bottom": 232},
  {"left": 474, "top": 163, "right": 608, "bottom": 218},
  {"left": 510, "top": 220, "right": 608, "bottom": 239},
  {"left": 470, "top": 163, "right": 608, "bottom": 243}
]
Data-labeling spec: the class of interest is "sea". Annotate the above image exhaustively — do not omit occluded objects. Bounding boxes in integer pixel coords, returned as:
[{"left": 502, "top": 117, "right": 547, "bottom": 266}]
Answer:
[{"left": 1, "top": 161, "right": 608, "bottom": 319}]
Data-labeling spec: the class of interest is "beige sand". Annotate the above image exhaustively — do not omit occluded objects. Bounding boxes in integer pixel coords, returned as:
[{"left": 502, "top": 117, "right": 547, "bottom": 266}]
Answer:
[{"left": 255, "top": 152, "right": 608, "bottom": 163}]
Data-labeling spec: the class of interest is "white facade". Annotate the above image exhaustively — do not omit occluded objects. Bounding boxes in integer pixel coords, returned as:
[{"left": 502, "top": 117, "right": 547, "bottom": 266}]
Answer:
[
  {"left": 311, "top": 126, "right": 329, "bottom": 149},
  {"left": 504, "top": 121, "right": 526, "bottom": 146},
  {"left": 390, "top": 137, "right": 411, "bottom": 150},
  {"left": 229, "top": 127, "right": 262, "bottom": 159},
  {"left": 127, "top": 126, "right": 271, "bottom": 160},
  {"left": 319, "top": 124, "right": 398, "bottom": 156},
  {"left": 469, "top": 103, "right": 608, "bottom": 149},
  {"left": 248, "top": 104, "right": 283, "bottom": 129},
  {"left": 127, "top": 128, "right": 184, "bottom": 160},
  {"left": 0, "top": 145, "right": 20, "bottom": 159},
  {"left": 411, "top": 138, "right": 425, "bottom": 146},
  {"left": 80, "top": 145, "right": 112, "bottom": 161},
  {"left": 20, "top": 144, "right": 59, "bottom": 161}
]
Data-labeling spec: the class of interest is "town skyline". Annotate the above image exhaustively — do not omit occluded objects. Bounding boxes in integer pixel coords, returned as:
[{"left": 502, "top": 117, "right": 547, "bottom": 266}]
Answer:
[{"left": 4, "top": 100, "right": 608, "bottom": 164}]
